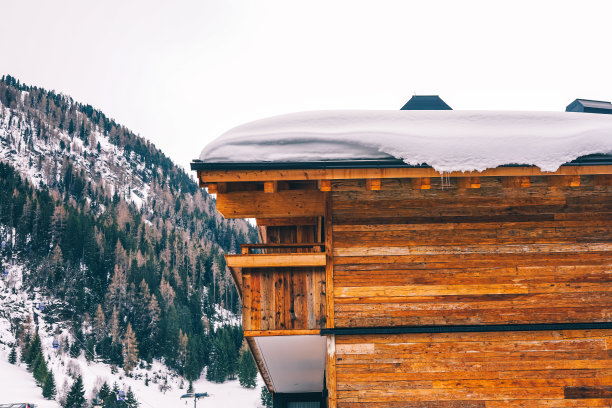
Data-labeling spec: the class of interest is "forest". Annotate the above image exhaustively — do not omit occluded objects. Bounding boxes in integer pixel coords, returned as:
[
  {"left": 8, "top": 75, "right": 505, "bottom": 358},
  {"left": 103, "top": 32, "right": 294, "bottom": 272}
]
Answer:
[{"left": 0, "top": 74, "right": 259, "bottom": 389}]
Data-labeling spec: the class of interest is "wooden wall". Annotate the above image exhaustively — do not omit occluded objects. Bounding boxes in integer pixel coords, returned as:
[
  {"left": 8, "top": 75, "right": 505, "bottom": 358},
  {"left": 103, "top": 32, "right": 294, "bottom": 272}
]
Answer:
[
  {"left": 335, "top": 330, "right": 612, "bottom": 407},
  {"left": 331, "top": 177, "right": 612, "bottom": 328},
  {"left": 330, "top": 176, "right": 612, "bottom": 407},
  {"left": 242, "top": 223, "right": 326, "bottom": 331},
  {"left": 241, "top": 266, "right": 326, "bottom": 330}
]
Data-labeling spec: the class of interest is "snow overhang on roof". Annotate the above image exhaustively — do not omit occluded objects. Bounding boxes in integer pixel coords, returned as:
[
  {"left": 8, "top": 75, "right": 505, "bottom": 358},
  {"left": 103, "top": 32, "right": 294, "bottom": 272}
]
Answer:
[{"left": 192, "top": 110, "right": 612, "bottom": 174}]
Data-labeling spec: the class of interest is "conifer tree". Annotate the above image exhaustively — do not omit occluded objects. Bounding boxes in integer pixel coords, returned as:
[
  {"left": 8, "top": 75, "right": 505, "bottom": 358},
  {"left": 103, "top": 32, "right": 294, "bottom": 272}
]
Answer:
[
  {"left": 125, "top": 387, "right": 139, "bottom": 408},
  {"left": 42, "top": 370, "right": 57, "bottom": 399},
  {"left": 238, "top": 349, "right": 257, "bottom": 388},
  {"left": 93, "top": 304, "right": 106, "bottom": 343},
  {"left": 260, "top": 386, "right": 273, "bottom": 408},
  {"left": 26, "top": 331, "right": 42, "bottom": 366},
  {"left": 33, "top": 352, "right": 49, "bottom": 385},
  {"left": 64, "top": 375, "right": 86, "bottom": 408},
  {"left": 123, "top": 323, "right": 139, "bottom": 373},
  {"left": 187, "top": 381, "right": 193, "bottom": 393},
  {"left": 98, "top": 382, "right": 111, "bottom": 402},
  {"left": 8, "top": 346, "right": 17, "bottom": 364}
]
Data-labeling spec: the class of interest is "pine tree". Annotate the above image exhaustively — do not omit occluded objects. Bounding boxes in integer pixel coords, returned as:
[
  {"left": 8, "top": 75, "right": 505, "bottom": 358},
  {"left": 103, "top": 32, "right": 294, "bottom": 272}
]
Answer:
[
  {"left": 30, "top": 351, "right": 42, "bottom": 374},
  {"left": 123, "top": 323, "right": 139, "bottom": 373},
  {"left": 26, "top": 331, "right": 42, "bottom": 366},
  {"left": 187, "top": 381, "right": 193, "bottom": 393},
  {"left": 8, "top": 346, "right": 17, "bottom": 364},
  {"left": 260, "top": 386, "right": 273, "bottom": 408},
  {"left": 93, "top": 304, "right": 106, "bottom": 343},
  {"left": 42, "top": 370, "right": 57, "bottom": 399},
  {"left": 98, "top": 382, "right": 111, "bottom": 401},
  {"left": 125, "top": 387, "right": 139, "bottom": 408},
  {"left": 64, "top": 375, "right": 86, "bottom": 408},
  {"left": 33, "top": 352, "right": 49, "bottom": 385},
  {"left": 237, "top": 349, "right": 257, "bottom": 388}
]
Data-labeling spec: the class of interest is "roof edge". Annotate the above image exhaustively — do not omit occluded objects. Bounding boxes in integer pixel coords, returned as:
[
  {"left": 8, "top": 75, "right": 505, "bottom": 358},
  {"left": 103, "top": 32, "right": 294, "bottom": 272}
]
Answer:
[{"left": 191, "top": 154, "right": 612, "bottom": 172}]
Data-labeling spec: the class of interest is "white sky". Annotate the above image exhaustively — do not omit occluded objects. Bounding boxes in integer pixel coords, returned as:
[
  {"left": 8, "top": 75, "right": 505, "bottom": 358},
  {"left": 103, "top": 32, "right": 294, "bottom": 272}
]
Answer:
[{"left": 1, "top": 0, "right": 612, "bottom": 170}]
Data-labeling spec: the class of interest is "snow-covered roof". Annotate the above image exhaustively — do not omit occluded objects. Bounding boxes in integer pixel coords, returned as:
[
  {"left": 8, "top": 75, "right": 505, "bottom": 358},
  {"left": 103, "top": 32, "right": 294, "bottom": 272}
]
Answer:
[{"left": 197, "top": 110, "right": 612, "bottom": 173}]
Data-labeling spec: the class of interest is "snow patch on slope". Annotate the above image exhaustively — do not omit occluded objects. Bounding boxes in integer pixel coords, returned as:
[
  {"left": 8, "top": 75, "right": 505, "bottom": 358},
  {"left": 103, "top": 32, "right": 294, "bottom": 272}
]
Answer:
[{"left": 200, "top": 110, "right": 612, "bottom": 173}]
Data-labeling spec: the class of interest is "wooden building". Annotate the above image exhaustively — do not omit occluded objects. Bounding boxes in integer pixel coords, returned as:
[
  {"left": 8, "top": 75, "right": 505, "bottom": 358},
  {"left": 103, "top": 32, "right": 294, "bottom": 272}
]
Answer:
[{"left": 192, "top": 98, "right": 612, "bottom": 407}]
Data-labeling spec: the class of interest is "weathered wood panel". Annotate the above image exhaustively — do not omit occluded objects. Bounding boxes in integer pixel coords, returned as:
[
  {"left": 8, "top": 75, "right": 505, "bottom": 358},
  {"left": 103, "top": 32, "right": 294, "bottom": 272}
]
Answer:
[
  {"left": 332, "top": 181, "right": 612, "bottom": 328},
  {"left": 336, "top": 331, "right": 612, "bottom": 407},
  {"left": 242, "top": 267, "right": 326, "bottom": 331}
]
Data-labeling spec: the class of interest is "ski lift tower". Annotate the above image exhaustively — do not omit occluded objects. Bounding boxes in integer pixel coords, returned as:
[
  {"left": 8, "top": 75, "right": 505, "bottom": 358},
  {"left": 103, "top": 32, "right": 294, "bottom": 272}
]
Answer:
[{"left": 180, "top": 392, "right": 209, "bottom": 408}]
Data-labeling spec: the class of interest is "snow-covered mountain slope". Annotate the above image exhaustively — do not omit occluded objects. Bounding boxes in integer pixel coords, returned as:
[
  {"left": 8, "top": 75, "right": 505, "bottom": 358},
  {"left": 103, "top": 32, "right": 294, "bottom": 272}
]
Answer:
[
  {"left": 0, "top": 76, "right": 261, "bottom": 406},
  {"left": 0, "top": 259, "right": 262, "bottom": 407}
]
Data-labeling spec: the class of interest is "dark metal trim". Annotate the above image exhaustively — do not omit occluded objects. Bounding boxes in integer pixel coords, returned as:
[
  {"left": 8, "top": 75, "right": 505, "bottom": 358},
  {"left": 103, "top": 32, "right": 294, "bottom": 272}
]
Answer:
[
  {"left": 191, "top": 154, "right": 612, "bottom": 171},
  {"left": 320, "top": 322, "right": 612, "bottom": 336}
]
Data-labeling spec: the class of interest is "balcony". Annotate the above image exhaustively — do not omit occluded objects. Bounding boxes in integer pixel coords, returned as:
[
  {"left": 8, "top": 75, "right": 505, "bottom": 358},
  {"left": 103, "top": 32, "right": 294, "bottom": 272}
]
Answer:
[{"left": 225, "top": 243, "right": 326, "bottom": 269}]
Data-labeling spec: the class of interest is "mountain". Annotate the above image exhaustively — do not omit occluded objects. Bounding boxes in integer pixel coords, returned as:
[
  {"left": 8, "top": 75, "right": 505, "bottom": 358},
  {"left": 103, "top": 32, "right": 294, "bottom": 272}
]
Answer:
[{"left": 0, "top": 75, "right": 261, "bottom": 405}]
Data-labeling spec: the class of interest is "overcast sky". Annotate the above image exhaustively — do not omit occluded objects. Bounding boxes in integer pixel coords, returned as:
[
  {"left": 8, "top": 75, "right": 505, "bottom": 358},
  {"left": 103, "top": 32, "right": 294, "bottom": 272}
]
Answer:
[{"left": 1, "top": 0, "right": 612, "bottom": 170}]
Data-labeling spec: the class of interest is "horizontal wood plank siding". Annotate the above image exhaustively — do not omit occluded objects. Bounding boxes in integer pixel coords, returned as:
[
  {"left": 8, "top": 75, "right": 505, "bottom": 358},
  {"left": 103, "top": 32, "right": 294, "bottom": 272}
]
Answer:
[
  {"left": 332, "top": 180, "right": 612, "bottom": 328},
  {"left": 331, "top": 178, "right": 612, "bottom": 406},
  {"left": 335, "top": 331, "right": 612, "bottom": 407}
]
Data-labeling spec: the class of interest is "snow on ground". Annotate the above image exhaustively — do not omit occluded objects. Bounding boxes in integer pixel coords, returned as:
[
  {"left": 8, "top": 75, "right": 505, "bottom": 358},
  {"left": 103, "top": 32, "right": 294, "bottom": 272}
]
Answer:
[
  {"left": 0, "top": 357, "right": 61, "bottom": 408},
  {"left": 0, "top": 259, "right": 262, "bottom": 408},
  {"left": 0, "top": 101, "right": 152, "bottom": 212},
  {"left": 200, "top": 109, "right": 612, "bottom": 173}
]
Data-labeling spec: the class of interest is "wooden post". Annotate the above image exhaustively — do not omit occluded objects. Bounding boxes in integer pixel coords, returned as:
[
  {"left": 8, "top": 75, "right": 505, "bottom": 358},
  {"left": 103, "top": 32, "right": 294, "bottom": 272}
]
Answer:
[
  {"left": 411, "top": 177, "right": 431, "bottom": 190},
  {"left": 325, "top": 192, "right": 334, "bottom": 329},
  {"left": 326, "top": 334, "right": 337, "bottom": 408},
  {"left": 366, "top": 178, "right": 381, "bottom": 191},
  {"left": 264, "top": 181, "right": 278, "bottom": 193},
  {"left": 318, "top": 180, "right": 332, "bottom": 191},
  {"left": 502, "top": 176, "right": 531, "bottom": 188}
]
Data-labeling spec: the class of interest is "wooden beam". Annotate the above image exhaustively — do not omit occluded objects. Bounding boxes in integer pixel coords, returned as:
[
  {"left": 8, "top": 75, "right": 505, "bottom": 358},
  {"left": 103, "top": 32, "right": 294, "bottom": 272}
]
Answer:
[
  {"left": 318, "top": 179, "right": 332, "bottom": 191},
  {"left": 502, "top": 176, "right": 531, "bottom": 188},
  {"left": 411, "top": 177, "right": 431, "bottom": 190},
  {"left": 225, "top": 253, "right": 326, "bottom": 268},
  {"left": 228, "top": 267, "right": 242, "bottom": 297},
  {"left": 548, "top": 175, "right": 581, "bottom": 187},
  {"left": 366, "top": 178, "right": 381, "bottom": 191},
  {"left": 216, "top": 190, "right": 325, "bottom": 218},
  {"left": 263, "top": 181, "right": 278, "bottom": 193},
  {"left": 246, "top": 337, "right": 274, "bottom": 393},
  {"left": 256, "top": 217, "right": 318, "bottom": 226},
  {"left": 243, "top": 329, "right": 321, "bottom": 337},
  {"left": 457, "top": 177, "right": 481, "bottom": 189},
  {"left": 197, "top": 164, "right": 612, "bottom": 183}
]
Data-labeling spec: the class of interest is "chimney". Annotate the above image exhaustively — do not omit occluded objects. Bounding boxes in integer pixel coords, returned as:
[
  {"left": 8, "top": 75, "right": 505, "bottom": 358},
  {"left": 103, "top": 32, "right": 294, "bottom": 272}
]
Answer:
[
  {"left": 566, "top": 99, "right": 612, "bottom": 115},
  {"left": 401, "top": 95, "right": 452, "bottom": 110}
]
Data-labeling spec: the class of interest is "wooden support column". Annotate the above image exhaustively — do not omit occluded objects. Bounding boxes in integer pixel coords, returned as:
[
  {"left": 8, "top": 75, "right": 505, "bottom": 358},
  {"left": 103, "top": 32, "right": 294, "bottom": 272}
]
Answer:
[
  {"left": 366, "top": 178, "right": 381, "bottom": 191},
  {"left": 264, "top": 181, "right": 278, "bottom": 193},
  {"left": 318, "top": 179, "right": 332, "bottom": 191},
  {"left": 548, "top": 175, "right": 581, "bottom": 187},
  {"left": 326, "top": 334, "right": 337, "bottom": 408},
  {"left": 457, "top": 177, "right": 481, "bottom": 189},
  {"left": 325, "top": 192, "right": 334, "bottom": 329},
  {"left": 502, "top": 176, "right": 531, "bottom": 188},
  {"left": 411, "top": 177, "right": 431, "bottom": 190}
]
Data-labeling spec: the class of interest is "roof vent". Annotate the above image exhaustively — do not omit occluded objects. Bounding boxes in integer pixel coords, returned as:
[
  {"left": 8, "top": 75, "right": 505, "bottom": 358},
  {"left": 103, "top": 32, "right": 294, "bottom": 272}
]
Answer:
[
  {"left": 401, "top": 95, "right": 452, "bottom": 111},
  {"left": 566, "top": 99, "right": 612, "bottom": 115}
]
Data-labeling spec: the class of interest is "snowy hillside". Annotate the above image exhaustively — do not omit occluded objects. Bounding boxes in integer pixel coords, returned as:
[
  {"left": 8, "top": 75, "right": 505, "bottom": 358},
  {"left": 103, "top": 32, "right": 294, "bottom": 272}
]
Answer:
[
  {"left": 0, "top": 252, "right": 262, "bottom": 408},
  {"left": 0, "top": 76, "right": 262, "bottom": 406}
]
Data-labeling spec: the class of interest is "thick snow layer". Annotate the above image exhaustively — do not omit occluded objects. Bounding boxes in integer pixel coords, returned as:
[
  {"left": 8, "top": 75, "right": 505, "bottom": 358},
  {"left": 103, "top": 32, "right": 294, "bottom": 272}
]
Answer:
[{"left": 200, "top": 110, "right": 612, "bottom": 173}]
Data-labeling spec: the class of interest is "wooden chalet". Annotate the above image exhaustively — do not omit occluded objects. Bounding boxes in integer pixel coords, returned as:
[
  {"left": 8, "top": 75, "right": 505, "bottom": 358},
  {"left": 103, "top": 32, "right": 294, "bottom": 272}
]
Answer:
[{"left": 192, "top": 96, "right": 612, "bottom": 407}]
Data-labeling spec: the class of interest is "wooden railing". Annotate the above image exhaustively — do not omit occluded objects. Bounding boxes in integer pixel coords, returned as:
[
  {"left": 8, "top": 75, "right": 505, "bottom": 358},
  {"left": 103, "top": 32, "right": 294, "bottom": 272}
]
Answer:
[{"left": 240, "top": 242, "right": 325, "bottom": 254}]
